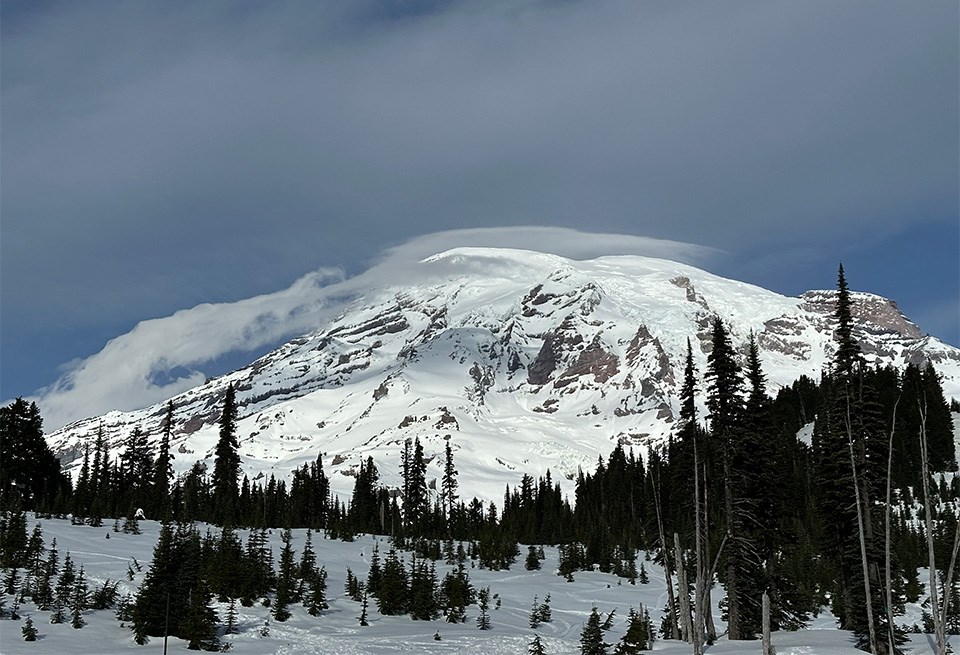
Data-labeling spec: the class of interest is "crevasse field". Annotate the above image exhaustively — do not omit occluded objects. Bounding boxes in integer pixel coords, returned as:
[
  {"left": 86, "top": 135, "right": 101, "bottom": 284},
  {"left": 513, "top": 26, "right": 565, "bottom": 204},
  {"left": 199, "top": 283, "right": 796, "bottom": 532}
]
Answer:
[{"left": 1, "top": 515, "right": 956, "bottom": 654}]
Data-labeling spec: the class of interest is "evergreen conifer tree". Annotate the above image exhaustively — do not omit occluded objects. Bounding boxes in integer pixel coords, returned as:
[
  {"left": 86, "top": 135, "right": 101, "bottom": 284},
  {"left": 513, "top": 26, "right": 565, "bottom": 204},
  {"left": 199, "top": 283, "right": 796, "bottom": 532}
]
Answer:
[
  {"left": 181, "top": 579, "right": 219, "bottom": 651},
  {"left": 440, "top": 560, "right": 473, "bottom": 622},
  {"left": 477, "top": 586, "right": 492, "bottom": 630},
  {"left": 225, "top": 597, "right": 238, "bottom": 634},
  {"left": 119, "top": 427, "right": 154, "bottom": 512},
  {"left": 152, "top": 401, "right": 175, "bottom": 518},
  {"left": 22, "top": 614, "right": 39, "bottom": 640},
  {"left": 529, "top": 633, "right": 547, "bottom": 655},
  {"left": 530, "top": 594, "right": 542, "bottom": 628},
  {"left": 377, "top": 548, "right": 408, "bottom": 615},
  {"left": 366, "top": 544, "right": 383, "bottom": 597},
  {"left": 358, "top": 590, "right": 370, "bottom": 626},
  {"left": 579, "top": 607, "right": 608, "bottom": 655},
  {"left": 3, "top": 566, "right": 20, "bottom": 595},
  {"left": 70, "top": 565, "right": 88, "bottom": 629},
  {"left": 306, "top": 566, "right": 329, "bottom": 616},
  {"left": 401, "top": 438, "right": 428, "bottom": 531},
  {"left": 297, "top": 529, "right": 317, "bottom": 601},
  {"left": 54, "top": 552, "right": 76, "bottom": 610},
  {"left": 705, "top": 316, "right": 756, "bottom": 639},
  {"left": 615, "top": 606, "right": 652, "bottom": 654},
  {"left": 0, "top": 398, "right": 66, "bottom": 511},
  {"left": 442, "top": 441, "right": 459, "bottom": 523},
  {"left": 273, "top": 528, "right": 296, "bottom": 622},
  {"left": 538, "top": 593, "right": 553, "bottom": 623},
  {"left": 211, "top": 385, "right": 240, "bottom": 524},
  {"left": 526, "top": 545, "right": 542, "bottom": 571},
  {"left": 813, "top": 264, "right": 895, "bottom": 653},
  {"left": 408, "top": 558, "right": 439, "bottom": 620}
]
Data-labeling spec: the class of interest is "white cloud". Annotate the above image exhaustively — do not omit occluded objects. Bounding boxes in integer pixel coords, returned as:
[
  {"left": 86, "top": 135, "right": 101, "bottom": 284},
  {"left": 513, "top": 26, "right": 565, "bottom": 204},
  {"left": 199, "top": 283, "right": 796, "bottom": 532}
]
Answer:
[
  {"left": 31, "top": 227, "right": 714, "bottom": 430},
  {"left": 33, "top": 267, "right": 343, "bottom": 430}
]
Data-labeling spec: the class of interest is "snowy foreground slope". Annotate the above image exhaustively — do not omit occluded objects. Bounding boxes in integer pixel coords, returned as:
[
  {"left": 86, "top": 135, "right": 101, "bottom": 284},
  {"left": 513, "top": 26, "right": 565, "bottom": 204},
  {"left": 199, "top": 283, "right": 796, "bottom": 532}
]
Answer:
[
  {"left": 1, "top": 515, "right": 956, "bottom": 655},
  {"left": 46, "top": 248, "right": 960, "bottom": 502}
]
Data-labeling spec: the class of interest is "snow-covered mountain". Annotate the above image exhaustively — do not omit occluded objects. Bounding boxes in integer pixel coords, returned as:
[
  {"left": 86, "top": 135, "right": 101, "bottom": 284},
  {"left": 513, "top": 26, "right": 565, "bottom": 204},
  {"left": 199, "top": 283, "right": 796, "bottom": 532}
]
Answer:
[{"left": 46, "top": 248, "right": 960, "bottom": 501}]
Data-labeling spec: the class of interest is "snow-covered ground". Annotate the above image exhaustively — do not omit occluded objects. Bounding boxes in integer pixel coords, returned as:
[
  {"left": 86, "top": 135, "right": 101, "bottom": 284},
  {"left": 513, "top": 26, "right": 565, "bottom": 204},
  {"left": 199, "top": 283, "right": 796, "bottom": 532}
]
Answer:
[{"left": 2, "top": 515, "right": 957, "bottom": 654}]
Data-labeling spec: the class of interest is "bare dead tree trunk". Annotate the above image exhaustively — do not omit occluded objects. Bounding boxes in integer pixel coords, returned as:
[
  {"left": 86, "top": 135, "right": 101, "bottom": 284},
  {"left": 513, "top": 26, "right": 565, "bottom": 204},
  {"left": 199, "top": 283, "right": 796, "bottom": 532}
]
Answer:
[
  {"left": 846, "top": 394, "right": 878, "bottom": 654},
  {"left": 884, "top": 396, "right": 900, "bottom": 655},
  {"left": 939, "top": 520, "right": 960, "bottom": 642},
  {"left": 762, "top": 590, "right": 774, "bottom": 655},
  {"left": 702, "top": 464, "right": 718, "bottom": 642},
  {"left": 675, "top": 532, "right": 693, "bottom": 643},
  {"left": 693, "top": 440, "right": 704, "bottom": 655},
  {"left": 651, "top": 467, "right": 679, "bottom": 640},
  {"left": 919, "top": 395, "right": 948, "bottom": 655},
  {"left": 723, "top": 444, "right": 740, "bottom": 640}
]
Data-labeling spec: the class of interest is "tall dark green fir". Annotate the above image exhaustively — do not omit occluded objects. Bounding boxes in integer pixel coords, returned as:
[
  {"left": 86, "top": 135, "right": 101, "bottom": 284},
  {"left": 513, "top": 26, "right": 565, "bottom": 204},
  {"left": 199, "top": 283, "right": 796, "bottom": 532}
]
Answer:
[{"left": 211, "top": 385, "right": 240, "bottom": 525}]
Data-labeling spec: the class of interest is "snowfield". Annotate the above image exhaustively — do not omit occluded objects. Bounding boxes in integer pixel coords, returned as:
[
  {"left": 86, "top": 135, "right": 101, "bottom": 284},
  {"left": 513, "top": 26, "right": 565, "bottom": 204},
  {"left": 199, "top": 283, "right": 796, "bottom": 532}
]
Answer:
[{"left": 1, "top": 515, "right": 957, "bottom": 654}]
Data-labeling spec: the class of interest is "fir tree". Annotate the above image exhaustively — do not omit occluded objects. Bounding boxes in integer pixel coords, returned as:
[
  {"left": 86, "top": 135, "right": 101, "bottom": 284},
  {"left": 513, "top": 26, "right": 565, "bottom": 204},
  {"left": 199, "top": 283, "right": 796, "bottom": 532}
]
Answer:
[
  {"left": 115, "top": 592, "right": 134, "bottom": 623},
  {"left": 529, "top": 594, "right": 541, "bottom": 628},
  {"left": 525, "top": 545, "right": 542, "bottom": 571},
  {"left": 638, "top": 561, "right": 649, "bottom": 585},
  {"left": 297, "top": 529, "right": 317, "bottom": 600},
  {"left": 273, "top": 528, "right": 296, "bottom": 622},
  {"left": 529, "top": 633, "right": 547, "bottom": 655},
  {"left": 225, "top": 597, "right": 238, "bottom": 634},
  {"left": 401, "top": 438, "right": 428, "bottom": 531},
  {"left": 306, "top": 566, "right": 329, "bottom": 616},
  {"left": 0, "top": 398, "right": 66, "bottom": 511},
  {"left": 377, "top": 548, "right": 408, "bottom": 616},
  {"left": 49, "top": 593, "right": 66, "bottom": 624},
  {"left": 182, "top": 579, "right": 219, "bottom": 651},
  {"left": 833, "top": 264, "right": 860, "bottom": 376},
  {"left": 538, "top": 593, "right": 553, "bottom": 623},
  {"left": 477, "top": 586, "right": 492, "bottom": 630},
  {"left": 25, "top": 523, "right": 45, "bottom": 576},
  {"left": 54, "top": 552, "right": 76, "bottom": 609},
  {"left": 3, "top": 566, "right": 20, "bottom": 595},
  {"left": 211, "top": 385, "right": 240, "bottom": 524},
  {"left": 615, "top": 606, "right": 652, "bottom": 654},
  {"left": 705, "top": 316, "right": 754, "bottom": 639},
  {"left": 579, "top": 607, "right": 608, "bottom": 655},
  {"left": 408, "top": 558, "right": 439, "bottom": 620},
  {"left": 813, "top": 265, "right": 894, "bottom": 653},
  {"left": 22, "top": 615, "right": 39, "bottom": 641},
  {"left": 358, "top": 590, "right": 370, "bottom": 626},
  {"left": 69, "top": 565, "right": 88, "bottom": 629},
  {"left": 89, "top": 579, "right": 119, "bottom": 610},
  {"left": 442, "top": 441, "right": 459, "bottom": 522},
  {"left": 344, "top": 568, "right": 361, "bottom": 601},
  {"left": 119, "top": 427, "right": 154, "bottom": 511},
  {"left": 441, "top": 560, "right": 473, "bottom": 623},
  {"left": 0, "top": 507, "right": 28, "bottom": 570},
  {"left": 152, "top": 401, "right": 175, "bottom": 518},
  {"left": 366, "top": 543, "right": 382, "bottom": 597}
]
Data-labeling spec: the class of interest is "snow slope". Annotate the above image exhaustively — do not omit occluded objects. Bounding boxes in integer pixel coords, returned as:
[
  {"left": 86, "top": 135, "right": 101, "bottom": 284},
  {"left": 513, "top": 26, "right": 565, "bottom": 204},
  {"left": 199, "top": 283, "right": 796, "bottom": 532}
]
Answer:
[
  {"left": 45, "top": 248, "right": 960, "bottom": 503},
  {"left": 1, "top": 515, "right": 956, "bottom": 655}
]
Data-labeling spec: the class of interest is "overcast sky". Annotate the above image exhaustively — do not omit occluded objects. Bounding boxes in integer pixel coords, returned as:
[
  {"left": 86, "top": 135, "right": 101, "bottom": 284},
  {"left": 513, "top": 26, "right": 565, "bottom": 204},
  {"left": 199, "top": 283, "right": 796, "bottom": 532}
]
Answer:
[{"left": 2, "top": 1, "right": 957, "bottom": 430}]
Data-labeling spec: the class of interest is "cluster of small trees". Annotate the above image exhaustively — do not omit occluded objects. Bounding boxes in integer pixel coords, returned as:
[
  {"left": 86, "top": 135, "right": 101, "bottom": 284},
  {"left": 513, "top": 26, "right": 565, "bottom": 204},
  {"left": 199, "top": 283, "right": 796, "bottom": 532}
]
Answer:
[{"left": 0, "top": 516, "right": 123, "bottom": 642}]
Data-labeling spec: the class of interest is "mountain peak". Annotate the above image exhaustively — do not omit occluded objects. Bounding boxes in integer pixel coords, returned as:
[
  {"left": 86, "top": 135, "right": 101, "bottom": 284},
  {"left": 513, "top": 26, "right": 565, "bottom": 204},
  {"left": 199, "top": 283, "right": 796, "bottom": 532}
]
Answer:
[{"left": 46, "top": 252, "right": 960, "bottom": 502}]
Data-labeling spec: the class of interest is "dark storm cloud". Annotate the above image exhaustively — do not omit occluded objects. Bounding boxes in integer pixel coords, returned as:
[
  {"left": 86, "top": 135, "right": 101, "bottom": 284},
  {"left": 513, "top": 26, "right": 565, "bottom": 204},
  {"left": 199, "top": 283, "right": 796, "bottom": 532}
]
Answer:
[{"left": 2, "top": 0, "right": 957, "bottom": 401}]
